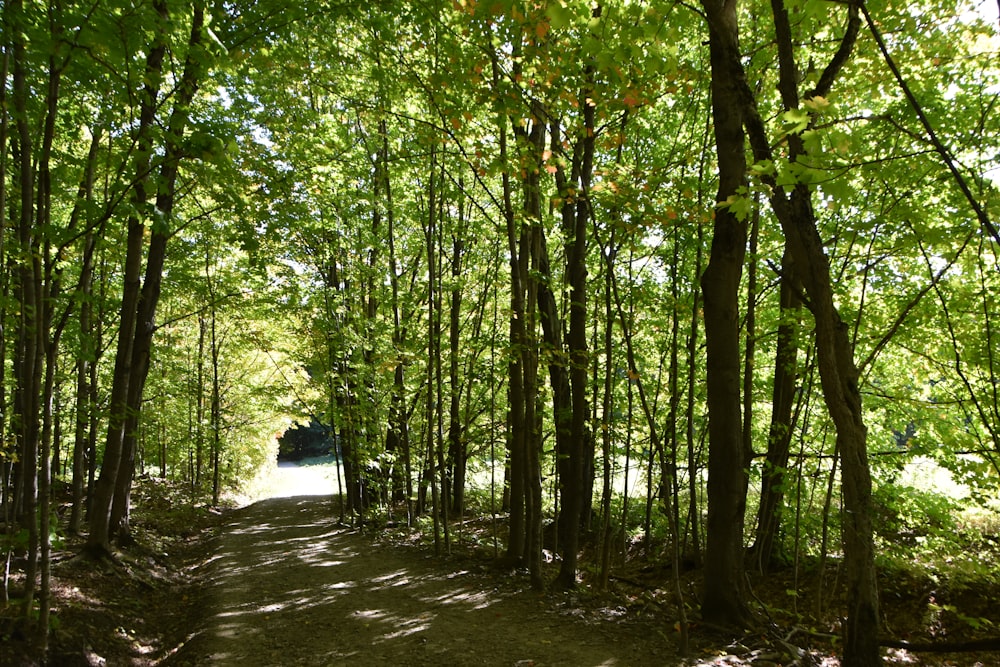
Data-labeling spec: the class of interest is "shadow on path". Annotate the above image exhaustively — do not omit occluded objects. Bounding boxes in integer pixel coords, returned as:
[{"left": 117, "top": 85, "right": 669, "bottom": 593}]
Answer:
[{"left": 166, "top": 496, "right": 670, "bottom": 666}]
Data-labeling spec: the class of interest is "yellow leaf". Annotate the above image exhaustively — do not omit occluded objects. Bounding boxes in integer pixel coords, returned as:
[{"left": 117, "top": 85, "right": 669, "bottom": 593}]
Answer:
[{"left": 803, "top": 95, "right": 830, "bottom": 112}]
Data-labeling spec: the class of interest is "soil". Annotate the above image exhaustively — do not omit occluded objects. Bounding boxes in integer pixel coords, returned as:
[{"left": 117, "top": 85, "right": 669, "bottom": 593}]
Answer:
[
  {"left": 163, "top": 494, "right": 678, "bottom": 666},
  {"left": 163, "top": 463, "right": 679, "bottom": 666},
  {"left": 3, "top": 462, "right": 999, "bottom": 666}
]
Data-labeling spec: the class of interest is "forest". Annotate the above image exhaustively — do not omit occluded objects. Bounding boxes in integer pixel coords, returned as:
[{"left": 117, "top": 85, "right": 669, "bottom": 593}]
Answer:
[{"left": 1, "top": 0, "right": 999, "bottom": 665}]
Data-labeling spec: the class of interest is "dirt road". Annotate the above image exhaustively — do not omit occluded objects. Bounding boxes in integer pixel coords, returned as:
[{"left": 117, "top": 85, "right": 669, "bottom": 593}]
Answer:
[{"left": 163, "top": 491, "right": 678, "bottom": 666}]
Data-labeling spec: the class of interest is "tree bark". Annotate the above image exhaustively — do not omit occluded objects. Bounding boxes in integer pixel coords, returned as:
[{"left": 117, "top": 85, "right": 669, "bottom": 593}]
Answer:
[
  {"left": 699, "top": 0, "right": 753, "bottom": 629},
  {"left": 109, "top": 1, "right": 206, "bottom": 544},
  {"left": 557, "top": 71, "right": 594, "bottom": 589},
  {"left": 448, "top": 228, "right": 466, "bottom": 515},
  {"left": 520, "top": 111, "right": 546, "bottom": 591},
  {"left": 69, "top": 131, "right": 101, "bottom": 535},
  {"left": 751, "top": 245, "right": 802, "bottom": 570},
  {"left": 736, "top": 1, "right": 880, "bottom": 661},
  {"left": 9, "top": 0, "right": 46, "bottom": 616},
  {"left": 85, "top": 0, "right": 169, "bottom": 557}
]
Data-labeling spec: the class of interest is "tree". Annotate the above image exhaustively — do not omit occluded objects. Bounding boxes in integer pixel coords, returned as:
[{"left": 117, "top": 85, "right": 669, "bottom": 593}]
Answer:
[
  {"left": 88, "top": 0, "right": 214, "bottom": 555},
  {"left": 699, "top": 0, "right": 755, "bottom": 629},
  {"left": 6, "top": 3, "right": 999, "bottom": 661},
  {"left": 704, "top": 0, "right": 881, "bottom": 659}
]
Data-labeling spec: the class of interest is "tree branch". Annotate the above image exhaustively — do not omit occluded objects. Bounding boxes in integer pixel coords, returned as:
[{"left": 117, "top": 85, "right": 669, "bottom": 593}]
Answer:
[{"left": 861, "top": 2, "right": 1000, "bottom": 246}]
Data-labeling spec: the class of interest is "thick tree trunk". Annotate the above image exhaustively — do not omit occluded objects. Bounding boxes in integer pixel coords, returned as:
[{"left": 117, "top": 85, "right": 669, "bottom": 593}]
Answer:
[
  {"left": 558, "top": 80, "right": 594, "bottom": 589},
  {"left": 699, "top": 0, "right": 753, "bottom": 629}
]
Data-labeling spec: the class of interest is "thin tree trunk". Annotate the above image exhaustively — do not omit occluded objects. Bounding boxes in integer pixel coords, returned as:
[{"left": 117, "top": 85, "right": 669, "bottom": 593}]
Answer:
[
  {"left": 86, "top": 0, "right": 169, "bottom": 557},
  {"left": 523, "top": 263, "right": 544, "bottom": 590},
  {"left": 493, "top": 45, "right": 527, "bottom": 565},
  {"left": 434, "top": 170, "right": 451, "bottom": 552},
  {"left": 426, "top": 146, "right": 443, "bottom": 554},
  {"left": 522, "top": 113, "right": 546, "bottom": 592},
  {"left": 109, "top": 2, "right": 206, "bottom": 544},
  {"left": 70, "top": 218, "right": 98, "bottom": 532},
  {"left": 0, "top": 42, "right": 9, "bottom": 609},
  {"left": 751, "top": 245, "right": 802, "bottom": 571},
  {"left": 0, "top": 26, "right": 6, "bottom": 338},
  {"left": 598, "top": 241, "right": 615, "bottom": 590},
  {"left": 602, "top": 235, "right": 690, "bottom": 656},
  {"left": 448, "top": 221, "right": 466, "bottom": 515},
  {"left": 10, "top": 0, "right": 47, "bottom": 619},
  {"left": 196, "top": 315, "right": 207, "bottom": 490},
  {"left": 382, "top": 122, "right": 411, "bottom": 513},
  {"left": 210, "top": 293, "right": 222, "bottom": 506},
  {"left": 686, "top": 155, "right": 708, "bottom": 566}
]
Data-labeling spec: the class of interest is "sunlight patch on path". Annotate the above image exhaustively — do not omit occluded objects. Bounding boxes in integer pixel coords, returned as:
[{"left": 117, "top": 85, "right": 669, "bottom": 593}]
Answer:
[
  {"left": 237, "top": 457, "right": 344, "bottom": 504},
  {"left": 167, "top": 496, "right": 665, "bottom": 667}
]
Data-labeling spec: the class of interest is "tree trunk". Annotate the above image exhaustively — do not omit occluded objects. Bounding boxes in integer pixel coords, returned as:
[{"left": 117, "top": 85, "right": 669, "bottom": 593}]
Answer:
[
  {"left": 109, "top": 1, "right": 206, "bottom": 544},
  {"left": 210, "top": 290, "right": 222, "bottom": 506},
  {"left": 70, "top": 165, "right": 99, "bottom": 532},
  {"left": 448, "top": 229, "right": 466, "bottom": 515},
  {"left": 0, "top": 40, "right": 8, "bottom": 611},
  {"left": 738, "top": 1, "right": 879, "bottom": 660},
  {"left": 196, "top": 315, "right": 207, "bottom": 490},
  {"left": 493, "top": 46, "right": 527, "bottom": 565},
  {"left": 556, "top": 70, "right": 595, "bottom": 588},
  {"left": 86, "top": 0, "right": 169, "bottom": 557},
  {"left": 751, "top": 245, "right": 802, "bottom": 570},
  {"left": 382, "top": 123, "right": 411, "bottom": 512},
  {"left": 699, "top": 0, "right": 753, "bottom": 629},
  {"left": 598, "top": 242, "right": 615, "bottom": 590},
  {"left": 10, "top": 0, "right": 45, "bottom": 615},
  {"left": 523, "top": 241, "right": 544, "bottom": 590},
  {"left": 536, "top": 230, "right": 571, "bottom": 554},
  {"left": 685, "top": 221, "right": 705, "bottom": 564}
]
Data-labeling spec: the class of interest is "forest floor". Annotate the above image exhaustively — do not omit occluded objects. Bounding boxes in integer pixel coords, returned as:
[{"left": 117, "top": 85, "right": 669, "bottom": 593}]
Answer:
[{"left": 2, "top": 462, "right": 998, "bottom": 666}]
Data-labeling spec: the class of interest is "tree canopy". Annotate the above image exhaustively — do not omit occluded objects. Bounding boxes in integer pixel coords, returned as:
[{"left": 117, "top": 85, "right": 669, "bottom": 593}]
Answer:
[{"left": 2, "top": 0, "right": 999, "bottom": 663}]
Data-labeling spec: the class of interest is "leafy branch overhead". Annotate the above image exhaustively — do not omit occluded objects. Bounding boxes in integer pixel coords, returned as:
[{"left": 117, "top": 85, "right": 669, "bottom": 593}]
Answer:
[{"left": 1, "top": 0, "right": 999, "bottom": 664}]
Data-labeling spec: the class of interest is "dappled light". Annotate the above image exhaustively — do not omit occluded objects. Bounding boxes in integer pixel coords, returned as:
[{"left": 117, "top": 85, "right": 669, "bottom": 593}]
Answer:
[
  {"left": 3, "top": 0, "right": 1000, "bottom": 664},
  {"left": 167, "top": 492, "right": 657, "bottom": 666}
]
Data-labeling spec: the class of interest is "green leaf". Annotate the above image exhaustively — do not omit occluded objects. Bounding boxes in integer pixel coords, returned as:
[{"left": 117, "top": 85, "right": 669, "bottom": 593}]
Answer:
[
  {"left": 780, "top": 107, "right": 811, "bottom": 136},
  {"left": 546, "top": 2, "right": 576, "bottom": 30},
  {"left": 716, "top": 187, "right": 753, "bottom": 221},
  {"left": 748, "top": 159, "right": 776, "bottom": 179}
]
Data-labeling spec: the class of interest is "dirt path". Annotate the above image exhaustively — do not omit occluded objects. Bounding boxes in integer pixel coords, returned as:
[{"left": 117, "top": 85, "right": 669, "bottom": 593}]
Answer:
[{"left": 164, "top": 490, "right": 680, "bottom": 667}]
